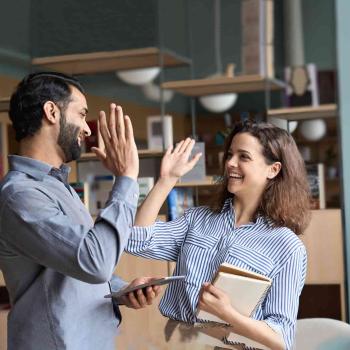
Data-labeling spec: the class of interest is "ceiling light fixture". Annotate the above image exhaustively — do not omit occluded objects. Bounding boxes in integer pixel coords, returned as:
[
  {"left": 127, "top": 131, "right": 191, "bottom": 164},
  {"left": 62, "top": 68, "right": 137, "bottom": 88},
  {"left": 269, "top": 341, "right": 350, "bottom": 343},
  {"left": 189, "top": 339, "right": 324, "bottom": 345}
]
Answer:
[
  {"left": 199, "top": 0, "right": 237, "bottom": 113},
  {"left": 116, "top": 66, "right": 160, "bottom": 86}
]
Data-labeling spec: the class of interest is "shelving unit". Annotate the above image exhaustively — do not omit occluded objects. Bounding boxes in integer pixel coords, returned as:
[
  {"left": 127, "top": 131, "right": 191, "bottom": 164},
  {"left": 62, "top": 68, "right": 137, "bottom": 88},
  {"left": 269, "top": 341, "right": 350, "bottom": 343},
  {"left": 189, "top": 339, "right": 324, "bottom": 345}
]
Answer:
[
  {"left": 162, "top": 74, "right": 285, "bottom": 96},
  {"left": 0, "top": 98, "right": 10, "bottom": 114},
  {"left": 79, "top": 149, "right": 164, "bottom": 162},
  {"left": 32, "top": 47, "right": 191, "bottom": 75},
  {"left": 176, "top": 176, "right": 219, "bottom": 188},
  {"left": 268, "top": 104, "right": 337, "bottom": 121}
]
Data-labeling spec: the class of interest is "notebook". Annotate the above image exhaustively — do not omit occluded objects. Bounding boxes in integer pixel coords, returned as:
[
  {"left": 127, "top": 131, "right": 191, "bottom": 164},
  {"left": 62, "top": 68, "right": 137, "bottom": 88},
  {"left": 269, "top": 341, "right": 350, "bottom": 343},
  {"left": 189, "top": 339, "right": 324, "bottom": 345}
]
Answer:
[{"left": 197, "top": 262, "right": 272, "bottom": 324}]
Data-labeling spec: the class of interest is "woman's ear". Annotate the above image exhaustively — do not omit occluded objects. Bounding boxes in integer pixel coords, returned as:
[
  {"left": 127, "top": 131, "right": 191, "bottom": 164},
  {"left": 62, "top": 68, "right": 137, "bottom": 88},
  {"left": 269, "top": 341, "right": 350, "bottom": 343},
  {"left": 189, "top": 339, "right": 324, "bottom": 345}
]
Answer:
[
  {"left": 43, "top": 101, "right": 59, "bottom": 124},
  {"left": 267, "top": 162, "right": 282, "bottom": 180}
]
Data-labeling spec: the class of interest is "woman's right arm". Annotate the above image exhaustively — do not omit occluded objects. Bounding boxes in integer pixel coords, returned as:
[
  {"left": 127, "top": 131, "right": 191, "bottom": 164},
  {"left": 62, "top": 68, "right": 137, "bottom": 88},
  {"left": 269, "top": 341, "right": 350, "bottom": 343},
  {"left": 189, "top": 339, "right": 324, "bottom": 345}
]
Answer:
[{"left": 135, "top": 138, "right": 201, "bottom": 226}]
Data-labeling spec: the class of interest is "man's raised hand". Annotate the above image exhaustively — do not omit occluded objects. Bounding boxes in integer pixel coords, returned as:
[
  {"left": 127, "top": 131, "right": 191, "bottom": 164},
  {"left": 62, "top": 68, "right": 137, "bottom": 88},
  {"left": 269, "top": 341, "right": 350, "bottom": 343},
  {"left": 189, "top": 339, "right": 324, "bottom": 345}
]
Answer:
[{"left": 92, "top": 104, "right": 139, "bottom": 180}]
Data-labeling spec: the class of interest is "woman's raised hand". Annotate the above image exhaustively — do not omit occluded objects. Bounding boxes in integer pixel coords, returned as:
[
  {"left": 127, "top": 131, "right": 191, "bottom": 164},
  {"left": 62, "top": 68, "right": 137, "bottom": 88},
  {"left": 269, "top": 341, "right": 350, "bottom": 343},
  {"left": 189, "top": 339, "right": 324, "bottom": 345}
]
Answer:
[{"left": 160, "top": 138, "right": 202, "bottom": 181}]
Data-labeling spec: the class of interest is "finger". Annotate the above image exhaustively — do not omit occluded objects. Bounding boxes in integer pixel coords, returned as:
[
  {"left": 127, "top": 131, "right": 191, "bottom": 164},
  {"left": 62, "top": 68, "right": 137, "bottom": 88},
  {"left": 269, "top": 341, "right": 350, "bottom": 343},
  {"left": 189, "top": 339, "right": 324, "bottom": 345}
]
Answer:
[
  {"left": 178, "top": 137, "right": 192, "bottom": 153},
  {"left": 135, "top": 288, "right": 147, "bottom": 308},
  {"left": 98, "top": 111, "right": 112, "bottom": 150},
  {"left": 127, "top": 291, "right": 141, "bottom": 309},
  {"left": 108, "top": 103, "right": 118, "bottom": 143},
  {"left": 124, "top": 115, "right": 135, "bottom": 143},
  {"left": 202, "top": 290, "right": 216, "bottom": 304},
  {"left": 91, "top": 147, "right": 107, "bottom": 161},
  {"left": 116, "top": 105, "right": 126, "bottom": 141},
  {"left": 173, "top": 140, "right": 184, "bottom": 153},
  {"left": 187, "top": 153, "right": 202, "bottom": 169},
  {"left": 165, "top": 144, "right": 174, "bottom": 156},
  {"left": 183, "top": 139, "right": 196, "bottom": 157},
  {"left": 145, "top": 286, "right": 156, "bottom": 305},
  {"left": 152, "top": 285, "right": 161, "bottom": 297},
  {"left": 205, "top": 283, "right": 223, "bottom": 298}
]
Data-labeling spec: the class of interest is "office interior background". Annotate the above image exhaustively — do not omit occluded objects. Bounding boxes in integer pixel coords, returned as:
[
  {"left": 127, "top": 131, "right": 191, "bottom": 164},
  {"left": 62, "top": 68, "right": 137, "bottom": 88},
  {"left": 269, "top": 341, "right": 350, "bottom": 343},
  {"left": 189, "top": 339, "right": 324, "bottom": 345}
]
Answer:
[{"left": 1, "top": 0, "right": 350, "bottom": 348}]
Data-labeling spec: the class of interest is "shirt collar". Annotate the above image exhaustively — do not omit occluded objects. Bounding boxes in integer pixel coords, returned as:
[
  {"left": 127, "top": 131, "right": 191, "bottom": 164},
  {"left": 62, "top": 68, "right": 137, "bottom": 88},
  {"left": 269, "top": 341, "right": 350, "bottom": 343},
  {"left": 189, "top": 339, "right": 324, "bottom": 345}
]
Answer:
[
  {"left": 221, "top": 197, "right": 268, "bottom": 227},
  {"left": 8, "top": 155, "right": 71, "bottom": 182}
]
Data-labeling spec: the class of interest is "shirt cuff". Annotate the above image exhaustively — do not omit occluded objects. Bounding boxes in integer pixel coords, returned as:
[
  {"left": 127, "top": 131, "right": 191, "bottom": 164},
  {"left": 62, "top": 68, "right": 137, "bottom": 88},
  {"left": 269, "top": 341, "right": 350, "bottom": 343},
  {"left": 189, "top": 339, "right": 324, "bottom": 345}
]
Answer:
[
  {"left": 110, "top": 274, "right": 128, "bottom": 292},
  {"left": 130, "top": 225, "right": 154, "bottom": 241},
  {"left": 111, "top": 176, "right": 139, "bottom": 207}
]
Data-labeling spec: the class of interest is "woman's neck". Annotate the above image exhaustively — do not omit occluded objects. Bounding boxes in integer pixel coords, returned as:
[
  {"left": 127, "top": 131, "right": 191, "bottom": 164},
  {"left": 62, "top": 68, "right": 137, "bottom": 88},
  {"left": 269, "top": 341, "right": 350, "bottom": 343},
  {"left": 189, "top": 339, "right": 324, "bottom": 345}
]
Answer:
[{"left": 233, "top": 195, "right": 261, "bottom": 227}]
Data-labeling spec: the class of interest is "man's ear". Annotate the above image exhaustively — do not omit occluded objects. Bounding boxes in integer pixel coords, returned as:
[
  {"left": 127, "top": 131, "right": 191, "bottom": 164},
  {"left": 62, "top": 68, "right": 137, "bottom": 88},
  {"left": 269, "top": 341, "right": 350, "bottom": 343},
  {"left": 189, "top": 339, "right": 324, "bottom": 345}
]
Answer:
[
  {"left": 43, "top": 101, "right": 60, "bottom": 124},
  {"left": 267, "top": 162, "right": 282, "bottom": 180}
]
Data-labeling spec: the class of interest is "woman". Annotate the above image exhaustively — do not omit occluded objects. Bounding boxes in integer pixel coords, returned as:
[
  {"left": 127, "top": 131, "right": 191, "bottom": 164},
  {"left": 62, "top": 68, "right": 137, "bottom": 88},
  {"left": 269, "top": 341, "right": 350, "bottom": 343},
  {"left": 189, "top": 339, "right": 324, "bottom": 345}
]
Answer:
[{"left": 125, "top": 121, "right": 310, "bottom": 350}]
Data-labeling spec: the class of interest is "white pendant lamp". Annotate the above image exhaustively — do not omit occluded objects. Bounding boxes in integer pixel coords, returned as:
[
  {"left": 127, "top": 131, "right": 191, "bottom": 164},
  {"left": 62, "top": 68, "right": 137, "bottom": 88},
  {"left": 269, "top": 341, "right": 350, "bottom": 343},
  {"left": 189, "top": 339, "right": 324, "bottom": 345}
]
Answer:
[
  {"left": 300, "top": 119, "right": 327, "bottom": 141},
  {"left": 116, "top": 66, "right": 160, "bottom": 86},
  {"left": 267, "top": 116, "right": 298, "bottom": 133},
  {"left": 199, "top": 93, "right": 237, "bottom": 113},
  {"left": 142, "top": 82, "right": 174, "bottom": 103},
  {"left": 199, "top": 0, "right": 237, "bottom": 113}
]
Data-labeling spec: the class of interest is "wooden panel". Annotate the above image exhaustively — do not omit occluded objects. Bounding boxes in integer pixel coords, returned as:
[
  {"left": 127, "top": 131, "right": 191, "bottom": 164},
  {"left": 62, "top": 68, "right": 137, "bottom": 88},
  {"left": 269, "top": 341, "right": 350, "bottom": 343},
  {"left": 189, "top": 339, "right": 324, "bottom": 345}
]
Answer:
[
  {"left": 301, "top": 209, "right": 344, "bottom": 284},
  {"left": 0, "top": 99, "right": 9, "bottom": 113},
  {"left": 268, "top": 104, "right": 337, "bottom": 121},
  {"left": 176, "top": 176, "right": 220, "bottom": 188},
  {"left": 162, "top": 75, "right": 285, "bottom": 96},
  {"left": 0, "top": 309, "right": 8, "bottom": 350},
  {"left": 300, "top": 209, "right": 345, "bottom": 320},
  {"left": 32, "top": 47, "right": 190, "bottom": 75}
]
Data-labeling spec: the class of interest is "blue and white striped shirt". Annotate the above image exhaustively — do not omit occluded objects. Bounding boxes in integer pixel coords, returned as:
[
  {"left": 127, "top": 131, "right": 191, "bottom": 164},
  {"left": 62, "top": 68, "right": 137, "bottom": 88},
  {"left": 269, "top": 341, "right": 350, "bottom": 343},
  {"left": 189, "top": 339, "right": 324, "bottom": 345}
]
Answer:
[{"left": 126, "top": 199, "right": 307, "bottom": 349}]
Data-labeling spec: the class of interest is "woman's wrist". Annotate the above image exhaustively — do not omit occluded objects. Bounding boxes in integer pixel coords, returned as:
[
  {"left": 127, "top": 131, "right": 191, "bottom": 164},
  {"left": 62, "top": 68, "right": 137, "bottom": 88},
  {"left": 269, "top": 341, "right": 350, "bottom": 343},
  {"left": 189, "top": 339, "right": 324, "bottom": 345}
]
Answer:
[
  {"left": 222, "top": 305, "right": 243, "bottom": 327},
  {"left": 157, "top": 175, "right": 179, "bottom": 188}
]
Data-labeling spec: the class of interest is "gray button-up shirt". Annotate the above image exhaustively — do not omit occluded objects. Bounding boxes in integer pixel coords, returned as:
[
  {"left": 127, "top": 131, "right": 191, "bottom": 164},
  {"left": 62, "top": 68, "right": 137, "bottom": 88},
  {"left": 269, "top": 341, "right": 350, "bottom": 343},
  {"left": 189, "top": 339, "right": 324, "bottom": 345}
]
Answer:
[{"left": 0, "top": 155, "right": 139, "bottom": 350}]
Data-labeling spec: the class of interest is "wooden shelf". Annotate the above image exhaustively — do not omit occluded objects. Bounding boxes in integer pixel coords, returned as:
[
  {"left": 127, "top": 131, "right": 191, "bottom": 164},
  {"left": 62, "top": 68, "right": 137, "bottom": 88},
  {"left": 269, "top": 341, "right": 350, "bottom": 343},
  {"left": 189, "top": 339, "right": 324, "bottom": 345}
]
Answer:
[
  {"left": 0, "top": 98, "right": 10, "bottom": 113},
  {"left": 32, "top": 47, "right": 190, "bottom": 75},
  {"left": 161, "top": 75, "right": 285, "bottom": 97},
  {"left": 175, "top": 176, "right": 220, "bottom": 187},
  {"left": 268, "top": 104, "right": 337, "bottom": 121},
  {"left": 79, "top": 149, "right": 164, "bottom": 161}
]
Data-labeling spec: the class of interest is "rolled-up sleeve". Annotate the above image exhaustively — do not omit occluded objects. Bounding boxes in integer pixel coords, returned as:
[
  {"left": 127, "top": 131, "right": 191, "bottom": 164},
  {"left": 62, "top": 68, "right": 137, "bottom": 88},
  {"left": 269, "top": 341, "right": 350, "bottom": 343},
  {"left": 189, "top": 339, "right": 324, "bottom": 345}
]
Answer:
[
  {"left": 126, "top": 212, "right": 191, "bottom": 262},
  {"left": 0, "top": 176, "right": 138, "bottom": 284},
  {"left": 263, "top": 246, "right": 307, "bottom": 350}
]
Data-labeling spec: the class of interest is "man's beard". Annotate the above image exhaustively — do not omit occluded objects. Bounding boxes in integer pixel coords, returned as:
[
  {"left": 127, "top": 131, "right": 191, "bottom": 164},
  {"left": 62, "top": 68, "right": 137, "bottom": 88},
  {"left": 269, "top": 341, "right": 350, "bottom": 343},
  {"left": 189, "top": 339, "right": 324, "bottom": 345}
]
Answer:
[{"left": 57, "top": 110, "right": 81, "bottom": 163}]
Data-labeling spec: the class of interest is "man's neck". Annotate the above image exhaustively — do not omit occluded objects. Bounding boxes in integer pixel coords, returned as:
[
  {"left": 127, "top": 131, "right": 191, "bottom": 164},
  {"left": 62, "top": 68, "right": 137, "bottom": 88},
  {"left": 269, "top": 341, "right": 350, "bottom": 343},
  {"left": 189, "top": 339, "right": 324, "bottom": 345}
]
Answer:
[{"left": 19, "top": 138, "right": 64, "bottom": 169}]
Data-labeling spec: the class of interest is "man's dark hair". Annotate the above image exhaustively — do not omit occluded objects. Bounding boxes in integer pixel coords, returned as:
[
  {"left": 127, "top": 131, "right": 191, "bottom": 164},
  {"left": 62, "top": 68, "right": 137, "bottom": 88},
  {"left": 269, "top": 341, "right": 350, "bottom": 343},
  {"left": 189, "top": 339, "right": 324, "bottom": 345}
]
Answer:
[{"left": 9, "top": 72, "right": 85, "bottom": 141}]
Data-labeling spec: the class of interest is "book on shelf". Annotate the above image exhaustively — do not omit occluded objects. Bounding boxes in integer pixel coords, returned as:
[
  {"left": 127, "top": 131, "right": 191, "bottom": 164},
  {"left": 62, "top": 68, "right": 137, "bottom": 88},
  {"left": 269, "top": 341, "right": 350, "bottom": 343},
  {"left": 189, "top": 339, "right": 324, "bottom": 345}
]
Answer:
[
  {"left": 69, "top": 182, "right": 90, "bottom": 209},
  {"left": 137, "top": 177, "right": 154, "bottom": 207},
  {"left": 89, "top": 175, "right": 114, "bottom": 216},
  {"left": 167, "top": 188, "right": 194, "bottom": 221},
  {"left": 306, "top": 163, "right": 326, "bottom": 209},
  {"left": 196, "top": 262, "right": 271, "bottom": 346},
  {"left": 179, "top": 142, "right": 206, "bottom": 183}
]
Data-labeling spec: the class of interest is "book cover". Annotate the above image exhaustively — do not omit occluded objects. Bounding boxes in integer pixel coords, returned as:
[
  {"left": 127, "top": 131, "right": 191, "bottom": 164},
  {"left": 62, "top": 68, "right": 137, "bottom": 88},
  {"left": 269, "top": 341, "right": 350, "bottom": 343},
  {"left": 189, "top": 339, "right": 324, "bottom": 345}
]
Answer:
[
  {"left": 137, "top": 177, "right": 154, "bottom": 207},
  {"left": 179, "top": 142, "right": 206, "bottom": 183},
  {"left": 197, "top": 263, "right": 272, "bottom": 324},
  {"left": 306, "top": 163, "right": 326, "bottom": 209},
  {"left": 70, "top": 182, "right": 90, "bottom": 209},
  {"left": 167, "top": 188, "right": 194, "bottom": 221},
  {"left": 89, "top": 175, "right": 114, "bottom": 216}
]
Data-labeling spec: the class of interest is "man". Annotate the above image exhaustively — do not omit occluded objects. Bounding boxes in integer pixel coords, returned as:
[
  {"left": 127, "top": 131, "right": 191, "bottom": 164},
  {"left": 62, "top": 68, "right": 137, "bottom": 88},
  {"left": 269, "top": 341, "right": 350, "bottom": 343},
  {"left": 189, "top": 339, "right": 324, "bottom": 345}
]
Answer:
[{"left": 0, "top": 72, "right": 160, "bottom": 350}]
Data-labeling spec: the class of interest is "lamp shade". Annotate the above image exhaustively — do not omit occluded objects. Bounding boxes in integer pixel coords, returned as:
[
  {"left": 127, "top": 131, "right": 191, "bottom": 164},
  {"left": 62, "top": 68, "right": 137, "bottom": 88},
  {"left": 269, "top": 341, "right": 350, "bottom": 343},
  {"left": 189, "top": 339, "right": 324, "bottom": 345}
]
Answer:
[
  {"left": 300, "top": 119, "right": 326, "bottom": 141},
  {"left": 142, "top": 82, "right": 174, "bottom": 103},
  {"left": 116, "top": 66, "right": 160, "bottom": 86},
  {"left": 267, "top": 116, "right": 298, "bottom": 133},
  {"left": 199, "top": 93, "right": 237, "bottom": 113}
]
